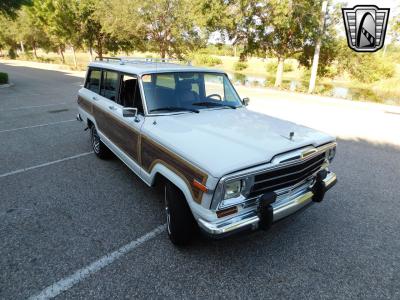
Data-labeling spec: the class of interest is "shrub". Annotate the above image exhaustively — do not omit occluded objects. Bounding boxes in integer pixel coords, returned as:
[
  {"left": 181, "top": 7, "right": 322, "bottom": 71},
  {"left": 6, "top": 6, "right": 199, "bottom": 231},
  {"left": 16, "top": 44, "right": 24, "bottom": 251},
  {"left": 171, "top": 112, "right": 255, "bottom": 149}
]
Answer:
[
  {"left": 8, "top": 48, "right": 16, "bottom": 59},
  {"left": 266, "top": 61, "right": 293, "bottom": 73},
  {"left": 192, "top": 54, "right": 222, "bottom": 66},
  {"left": 0, "top": 72, "right": 9, "bottom": 84},
  {"left": 339, "top": 52, "right": 395, "bottom": 83},
  {"left": 234, "top": 61, "right": 248, "bottom": 71}
]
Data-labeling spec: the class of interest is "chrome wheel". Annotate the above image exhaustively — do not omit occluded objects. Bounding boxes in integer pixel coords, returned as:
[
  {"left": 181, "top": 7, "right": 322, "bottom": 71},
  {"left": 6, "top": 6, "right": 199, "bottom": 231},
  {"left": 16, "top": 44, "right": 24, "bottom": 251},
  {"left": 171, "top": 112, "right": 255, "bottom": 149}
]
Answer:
[
  {"left": 165, "top": 186, "right": 171, "bottom": 235},
  {"left": 91, "top": 127, "right": 100, "bottom": 154}
]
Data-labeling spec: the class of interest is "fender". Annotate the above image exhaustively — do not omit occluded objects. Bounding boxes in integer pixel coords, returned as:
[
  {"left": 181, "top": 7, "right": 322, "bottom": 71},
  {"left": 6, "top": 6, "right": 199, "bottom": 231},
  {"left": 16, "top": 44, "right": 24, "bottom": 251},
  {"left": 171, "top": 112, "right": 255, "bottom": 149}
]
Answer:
[{"left": 147, "top": 162, "right": 196, "bottom": 208}]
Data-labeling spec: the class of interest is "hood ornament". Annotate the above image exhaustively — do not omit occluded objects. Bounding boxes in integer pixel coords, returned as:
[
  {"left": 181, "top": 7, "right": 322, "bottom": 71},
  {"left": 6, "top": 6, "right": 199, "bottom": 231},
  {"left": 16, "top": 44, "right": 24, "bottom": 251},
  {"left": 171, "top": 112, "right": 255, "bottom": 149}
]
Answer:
[{"left": 289, "top": 132, "right": 294, "bottom": 141}]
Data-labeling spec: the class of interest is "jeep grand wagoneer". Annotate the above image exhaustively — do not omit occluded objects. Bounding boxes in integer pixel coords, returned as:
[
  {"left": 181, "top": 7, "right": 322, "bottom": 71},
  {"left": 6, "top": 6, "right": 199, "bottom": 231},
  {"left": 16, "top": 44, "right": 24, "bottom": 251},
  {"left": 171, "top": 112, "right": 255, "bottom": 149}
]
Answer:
[{"left": 77, "top": 57, "right": 337, "bottom": 245}]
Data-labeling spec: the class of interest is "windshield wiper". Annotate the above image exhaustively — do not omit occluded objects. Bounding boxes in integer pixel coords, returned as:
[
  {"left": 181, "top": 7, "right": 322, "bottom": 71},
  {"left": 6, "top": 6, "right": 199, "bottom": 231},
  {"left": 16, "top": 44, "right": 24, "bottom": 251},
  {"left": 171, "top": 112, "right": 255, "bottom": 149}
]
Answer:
[
  {"left": 192, "top": 101, "right": 237, "bottom": 109},
  {"left": 149, "top": 106, "right": 199, "bottom": 113}
]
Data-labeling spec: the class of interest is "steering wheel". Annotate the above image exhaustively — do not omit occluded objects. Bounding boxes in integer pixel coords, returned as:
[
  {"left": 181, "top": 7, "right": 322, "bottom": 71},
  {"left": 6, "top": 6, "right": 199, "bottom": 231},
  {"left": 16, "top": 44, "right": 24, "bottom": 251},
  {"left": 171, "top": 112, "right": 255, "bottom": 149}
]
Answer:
[{"left": 206, "top": 94, "right": 222, "bottom": 101}]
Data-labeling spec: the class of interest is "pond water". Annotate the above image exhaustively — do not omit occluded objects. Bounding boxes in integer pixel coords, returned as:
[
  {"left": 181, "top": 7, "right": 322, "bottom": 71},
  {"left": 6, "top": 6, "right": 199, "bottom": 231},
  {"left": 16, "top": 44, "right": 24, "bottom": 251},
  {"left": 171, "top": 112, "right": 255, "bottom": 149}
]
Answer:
[{"left": 229, "top": 73, "right": 400, "bottom": 106}]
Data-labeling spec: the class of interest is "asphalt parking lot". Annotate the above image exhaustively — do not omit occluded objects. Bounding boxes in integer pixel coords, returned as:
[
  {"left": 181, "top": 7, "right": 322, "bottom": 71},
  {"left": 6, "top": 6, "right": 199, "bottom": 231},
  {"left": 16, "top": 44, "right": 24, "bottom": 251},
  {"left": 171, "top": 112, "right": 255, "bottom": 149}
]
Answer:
[{"left": 1, "top": 62, "right": 399, "bottom": 299}]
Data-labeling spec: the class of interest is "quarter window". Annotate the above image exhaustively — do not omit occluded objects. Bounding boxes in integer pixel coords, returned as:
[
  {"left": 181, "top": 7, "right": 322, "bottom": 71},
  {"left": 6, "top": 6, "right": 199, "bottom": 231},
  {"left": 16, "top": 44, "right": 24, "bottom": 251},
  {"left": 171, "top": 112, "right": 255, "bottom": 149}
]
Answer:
[
  {"left": 86, "top": 69, "right": 101, "bottom": 93},
  {"left": 100, "top": 71, "right": 119, "bottom": 101}
]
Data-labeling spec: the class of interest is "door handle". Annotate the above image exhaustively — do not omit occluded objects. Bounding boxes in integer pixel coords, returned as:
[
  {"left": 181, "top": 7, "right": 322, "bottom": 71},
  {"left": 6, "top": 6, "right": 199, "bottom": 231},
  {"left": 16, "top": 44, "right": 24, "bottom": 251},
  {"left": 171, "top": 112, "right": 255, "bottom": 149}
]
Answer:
[
  {"left": 92, "top": 96, "right": 98, "bottom": 101},
  {"left": 108, "top": 106, "right": 116, "bottom": 110}
]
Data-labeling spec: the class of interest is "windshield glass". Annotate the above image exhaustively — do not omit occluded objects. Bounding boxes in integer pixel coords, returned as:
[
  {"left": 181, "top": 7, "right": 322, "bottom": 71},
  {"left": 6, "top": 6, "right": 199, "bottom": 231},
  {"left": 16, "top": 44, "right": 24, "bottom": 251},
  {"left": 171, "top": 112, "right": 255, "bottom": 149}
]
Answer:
[{"left": 141, "top": 72, "right": 242, "bottom": 113}]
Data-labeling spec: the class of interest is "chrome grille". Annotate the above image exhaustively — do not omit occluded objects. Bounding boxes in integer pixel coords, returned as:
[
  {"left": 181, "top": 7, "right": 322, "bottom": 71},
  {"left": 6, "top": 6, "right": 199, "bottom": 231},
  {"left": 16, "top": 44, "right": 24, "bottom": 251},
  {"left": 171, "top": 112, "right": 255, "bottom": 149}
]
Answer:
[{"left": 248, "top": 153, "right": 326, "bottom": 198}]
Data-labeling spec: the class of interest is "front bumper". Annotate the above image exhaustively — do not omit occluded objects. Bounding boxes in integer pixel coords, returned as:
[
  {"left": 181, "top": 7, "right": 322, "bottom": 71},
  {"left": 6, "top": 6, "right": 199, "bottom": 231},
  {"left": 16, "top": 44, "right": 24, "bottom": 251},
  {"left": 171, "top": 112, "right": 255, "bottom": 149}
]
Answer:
[{"left": 198, "top": 171, "right": 337, "bottom": 237}]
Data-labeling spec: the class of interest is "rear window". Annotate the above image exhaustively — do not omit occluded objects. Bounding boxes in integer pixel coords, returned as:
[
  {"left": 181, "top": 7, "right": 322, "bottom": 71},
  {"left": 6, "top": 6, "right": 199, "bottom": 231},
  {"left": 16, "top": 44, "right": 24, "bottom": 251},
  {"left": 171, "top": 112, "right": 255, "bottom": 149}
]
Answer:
[
  {"left": 100, "top": 71, "right": 119, "bottom": 101},
  {"left": 86, "top": 69, "right": 101, "bottom": 93}
]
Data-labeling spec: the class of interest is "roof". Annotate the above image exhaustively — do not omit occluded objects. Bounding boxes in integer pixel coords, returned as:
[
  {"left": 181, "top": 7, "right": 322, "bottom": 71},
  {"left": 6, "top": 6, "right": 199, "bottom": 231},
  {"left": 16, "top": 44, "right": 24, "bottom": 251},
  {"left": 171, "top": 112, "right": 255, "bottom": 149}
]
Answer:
[{"left": 88, "top": 58, "right": 225, "bottom": 76}]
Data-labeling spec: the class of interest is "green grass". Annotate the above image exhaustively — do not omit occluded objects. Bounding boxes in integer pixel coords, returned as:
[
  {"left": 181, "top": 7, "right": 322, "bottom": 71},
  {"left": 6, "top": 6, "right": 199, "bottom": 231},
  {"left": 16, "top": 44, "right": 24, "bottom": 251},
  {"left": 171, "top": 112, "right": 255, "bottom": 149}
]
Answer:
[{"left": 0, "top": 72, "right": 8, "bottom": 84}]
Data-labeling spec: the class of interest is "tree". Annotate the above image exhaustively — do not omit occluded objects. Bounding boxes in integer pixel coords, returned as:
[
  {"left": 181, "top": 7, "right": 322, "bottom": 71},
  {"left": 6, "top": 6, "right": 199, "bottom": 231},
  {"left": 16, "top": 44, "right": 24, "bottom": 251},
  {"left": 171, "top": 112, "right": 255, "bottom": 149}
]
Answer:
[
  {"left": 98, "top": 0, "right": 206, "bottom": 59},
  {"left": 200, "top": 0, "right": 258, "bottom": 60},
  {"left": 307, "top": 1, "right": 328, "bottom": 93},
  {"left": 16, "top": 5, "right": 52, "bottom": 58},
  {"left": 202, "top": 0, "right": 321, "bottom": 87},
  {"left": 298, "top": 1, "right": 342, "bottom": 79},
  {"left": 0, "top": 0, "right": 30, "bottom": 17},
  {"left": 79, "top": 0, "right": 119, "bottom": 60},
  {"left": 0, "top": 15, "right": 19, "bottom": 56},
  {"left": 46, "top": 0, "right": 82, "bottom": 67},
  {"left": 251, "top": 1, "right": 321, "bottom": 87}
]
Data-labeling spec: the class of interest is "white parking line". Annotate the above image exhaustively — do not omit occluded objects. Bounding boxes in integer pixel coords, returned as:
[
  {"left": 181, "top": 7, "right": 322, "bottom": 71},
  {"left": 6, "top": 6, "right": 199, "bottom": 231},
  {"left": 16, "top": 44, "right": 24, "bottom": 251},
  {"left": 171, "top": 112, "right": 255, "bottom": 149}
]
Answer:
[
  {"left": 0, "top": 152, "right": 93, "bottom": 178},
  {"left": 0, "top": 102, "right": 68, "bottom": 111},
  {"left": 0, "top": 119, "right": 76, "bottom": 133},
  {"left": 29, "top": 224, "right": 166, "bottom": 300}
]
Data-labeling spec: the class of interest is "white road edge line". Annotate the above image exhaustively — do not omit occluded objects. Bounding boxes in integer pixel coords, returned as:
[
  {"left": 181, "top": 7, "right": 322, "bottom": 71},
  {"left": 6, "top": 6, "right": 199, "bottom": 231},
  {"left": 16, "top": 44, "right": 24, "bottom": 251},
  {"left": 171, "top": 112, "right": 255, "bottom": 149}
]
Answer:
[
  {"left": 0, "top": 119, "right": 76, "bottom": 133},
  {"left": 0, "top": 152, "right": 93, "bottom": 178},
  {"left": 0, "top": 102, "right": 68, "bottom": 111},
  {"left": 29, "top": 224, "right": 167, "bottom": 300}
]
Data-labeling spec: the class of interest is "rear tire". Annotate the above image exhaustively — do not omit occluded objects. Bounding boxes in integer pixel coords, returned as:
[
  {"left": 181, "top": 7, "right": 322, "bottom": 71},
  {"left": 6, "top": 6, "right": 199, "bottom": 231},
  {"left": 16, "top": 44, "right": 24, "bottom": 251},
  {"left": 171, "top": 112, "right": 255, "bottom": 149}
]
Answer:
[
  {"left": 90, "top": 126, "right": 111, "bottom": 159},
  {"left": 164, "top": 182, "right": 197, "bottom": 245}
]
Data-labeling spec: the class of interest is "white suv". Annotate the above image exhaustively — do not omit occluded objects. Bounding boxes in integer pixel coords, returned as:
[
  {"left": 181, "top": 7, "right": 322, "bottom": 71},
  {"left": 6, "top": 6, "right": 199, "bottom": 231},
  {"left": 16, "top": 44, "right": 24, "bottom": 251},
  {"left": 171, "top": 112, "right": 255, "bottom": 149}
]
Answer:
[{"left": 77, "top": 57, "right": 337, "bottom": 245}]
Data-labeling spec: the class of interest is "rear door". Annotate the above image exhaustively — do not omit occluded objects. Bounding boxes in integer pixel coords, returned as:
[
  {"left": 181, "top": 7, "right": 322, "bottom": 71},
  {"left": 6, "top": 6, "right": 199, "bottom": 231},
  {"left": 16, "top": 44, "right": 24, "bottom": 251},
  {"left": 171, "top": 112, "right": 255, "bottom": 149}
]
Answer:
[{"left": 78, "top": 68, "right": 102, "bottom": 119}]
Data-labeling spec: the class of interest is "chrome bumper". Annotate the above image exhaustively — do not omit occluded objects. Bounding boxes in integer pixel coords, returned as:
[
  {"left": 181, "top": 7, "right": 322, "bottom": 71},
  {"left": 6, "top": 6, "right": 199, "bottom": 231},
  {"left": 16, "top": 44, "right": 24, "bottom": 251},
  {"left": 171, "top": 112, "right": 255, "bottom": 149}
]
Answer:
[{"left": 198, "top": 171, "right": 337, "bottom": 237}]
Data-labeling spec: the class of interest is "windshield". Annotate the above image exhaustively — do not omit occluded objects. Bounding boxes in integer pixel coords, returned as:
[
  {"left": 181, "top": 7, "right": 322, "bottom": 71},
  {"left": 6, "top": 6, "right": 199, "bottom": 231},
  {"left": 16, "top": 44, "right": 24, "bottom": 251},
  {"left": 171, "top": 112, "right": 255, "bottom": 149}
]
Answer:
[{"left": 141, "top": 72, "right": 242, "bottom": 113}]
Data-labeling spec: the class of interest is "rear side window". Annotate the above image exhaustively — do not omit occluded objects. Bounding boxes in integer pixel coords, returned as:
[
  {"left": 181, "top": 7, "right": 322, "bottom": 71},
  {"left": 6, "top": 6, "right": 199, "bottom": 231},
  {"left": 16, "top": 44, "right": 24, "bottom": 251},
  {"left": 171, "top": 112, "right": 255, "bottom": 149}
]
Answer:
[
  {"left": 86, "top": 69, "right": 101, "bottom": 93},
  {"left": 100, "top": 71, "right": 119, "bottom": 101}
]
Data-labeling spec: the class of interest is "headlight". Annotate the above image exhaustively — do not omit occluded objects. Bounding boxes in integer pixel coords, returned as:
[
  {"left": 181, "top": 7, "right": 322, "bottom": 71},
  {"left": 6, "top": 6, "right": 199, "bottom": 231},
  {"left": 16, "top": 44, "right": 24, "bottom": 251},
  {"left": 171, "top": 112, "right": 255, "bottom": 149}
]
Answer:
[
  {"left": 224, "top": 180, "right": 242, "bottom": 199},
  {"left": 223, "top": 177, "right": 254, "bottom": 200},
  {"left": 327, "top": 146, "right": 336, "bottom": 162}
]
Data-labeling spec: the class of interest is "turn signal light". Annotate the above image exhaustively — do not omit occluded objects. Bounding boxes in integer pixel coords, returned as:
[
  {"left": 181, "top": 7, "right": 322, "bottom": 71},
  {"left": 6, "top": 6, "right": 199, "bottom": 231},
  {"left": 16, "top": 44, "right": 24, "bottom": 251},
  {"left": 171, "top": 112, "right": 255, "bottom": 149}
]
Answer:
[
  {"left": 216, "top": 206, "right": 238, "bottom": 218},
  {"left": 192, "top": 179, "right": 208, "bottom": 192}
]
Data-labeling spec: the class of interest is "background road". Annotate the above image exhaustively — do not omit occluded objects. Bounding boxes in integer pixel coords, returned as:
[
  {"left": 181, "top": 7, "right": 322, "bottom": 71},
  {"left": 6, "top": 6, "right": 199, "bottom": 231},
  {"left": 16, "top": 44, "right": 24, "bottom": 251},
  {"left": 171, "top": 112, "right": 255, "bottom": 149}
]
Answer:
[{"left": 0, "top": 62, "right": 399, "bottom": 299}]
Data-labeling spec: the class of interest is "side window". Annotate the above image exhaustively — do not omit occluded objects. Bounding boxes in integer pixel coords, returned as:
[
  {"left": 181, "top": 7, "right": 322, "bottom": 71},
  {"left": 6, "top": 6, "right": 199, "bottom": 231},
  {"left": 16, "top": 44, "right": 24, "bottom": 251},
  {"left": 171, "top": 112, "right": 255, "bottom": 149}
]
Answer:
[
  {"left": 85, "top": 69, "right": 101, "bottom": 93},
  {"left": 204, "top": 74, "right": 224, "bottom": 101},
  {"left": 119, "top": 74, "right": 144, "bottom": 114},
  {"left": 100, "top": 71, "right": 119, "bottom": 101}
]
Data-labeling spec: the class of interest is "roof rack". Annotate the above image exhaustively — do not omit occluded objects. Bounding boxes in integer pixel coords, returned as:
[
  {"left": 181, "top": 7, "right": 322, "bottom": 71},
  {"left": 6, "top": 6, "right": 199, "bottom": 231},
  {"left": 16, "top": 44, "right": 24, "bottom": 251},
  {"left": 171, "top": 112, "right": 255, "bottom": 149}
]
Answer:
[{"left": 94, "top": 56, "right": 192, "bottom": 66}]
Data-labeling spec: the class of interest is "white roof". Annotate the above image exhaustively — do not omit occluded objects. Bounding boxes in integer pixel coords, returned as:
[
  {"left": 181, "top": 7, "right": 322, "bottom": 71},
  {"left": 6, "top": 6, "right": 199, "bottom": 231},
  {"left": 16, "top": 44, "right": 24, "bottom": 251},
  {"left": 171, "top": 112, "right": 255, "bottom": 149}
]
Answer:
[{"left": 88, "top": 60, "right": 225, "bottom": 76}]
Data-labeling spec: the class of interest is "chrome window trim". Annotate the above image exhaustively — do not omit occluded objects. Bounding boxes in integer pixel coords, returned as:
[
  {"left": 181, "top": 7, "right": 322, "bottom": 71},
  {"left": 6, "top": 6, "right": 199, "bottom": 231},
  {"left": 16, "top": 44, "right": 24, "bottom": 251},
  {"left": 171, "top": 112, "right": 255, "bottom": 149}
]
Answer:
[{"left": 210, "top": 141, "right": 337, "bottom": 210}]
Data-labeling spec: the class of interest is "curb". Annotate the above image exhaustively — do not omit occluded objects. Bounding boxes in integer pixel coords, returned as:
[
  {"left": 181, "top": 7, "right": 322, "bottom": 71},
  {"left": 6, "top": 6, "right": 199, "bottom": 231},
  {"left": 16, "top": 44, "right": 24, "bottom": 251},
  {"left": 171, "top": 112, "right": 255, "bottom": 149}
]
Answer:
[{"left": 0, "top": 83, "right": 14, "bottom": 89}]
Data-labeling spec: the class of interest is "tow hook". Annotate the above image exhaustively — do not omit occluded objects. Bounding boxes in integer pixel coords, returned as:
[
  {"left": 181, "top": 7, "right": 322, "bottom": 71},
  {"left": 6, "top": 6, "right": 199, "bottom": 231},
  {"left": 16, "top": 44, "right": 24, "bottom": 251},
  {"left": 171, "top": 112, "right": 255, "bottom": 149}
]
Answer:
[
  {"left": 312, "top": 170, "right": 328, "bottom": 203},
  {"left": 258, "top": 192, "right": 277, "bottom": 230}
]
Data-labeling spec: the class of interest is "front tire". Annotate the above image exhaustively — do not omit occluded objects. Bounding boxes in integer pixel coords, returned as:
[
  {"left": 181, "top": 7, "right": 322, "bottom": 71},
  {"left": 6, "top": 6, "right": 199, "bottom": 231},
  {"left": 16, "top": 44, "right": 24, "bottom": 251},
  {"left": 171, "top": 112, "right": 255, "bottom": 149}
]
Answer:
[
  {"left": 164, "top": 182, "right": 197, "bottom": 245},
  {"left": 90, "top": 126, "right": 111, "bottom": 159}
]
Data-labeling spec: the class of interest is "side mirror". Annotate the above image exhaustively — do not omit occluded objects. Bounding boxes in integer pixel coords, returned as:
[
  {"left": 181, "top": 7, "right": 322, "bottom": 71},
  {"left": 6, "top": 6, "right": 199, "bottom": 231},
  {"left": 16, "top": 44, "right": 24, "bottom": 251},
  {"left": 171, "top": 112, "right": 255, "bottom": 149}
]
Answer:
[
  {"left": 242, "top": 97, "right": 250, "bottom": 106},
  {"left": 122, "top": 107, "right": 138, "bottom": 118}
]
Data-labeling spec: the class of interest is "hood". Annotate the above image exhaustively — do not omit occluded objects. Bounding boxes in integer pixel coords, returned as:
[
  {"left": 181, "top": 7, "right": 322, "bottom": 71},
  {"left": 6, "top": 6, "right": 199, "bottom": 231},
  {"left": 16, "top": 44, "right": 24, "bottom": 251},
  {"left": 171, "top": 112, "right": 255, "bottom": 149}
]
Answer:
[{"left": 142, "top": 108, "right": 335, "bottom": 178}]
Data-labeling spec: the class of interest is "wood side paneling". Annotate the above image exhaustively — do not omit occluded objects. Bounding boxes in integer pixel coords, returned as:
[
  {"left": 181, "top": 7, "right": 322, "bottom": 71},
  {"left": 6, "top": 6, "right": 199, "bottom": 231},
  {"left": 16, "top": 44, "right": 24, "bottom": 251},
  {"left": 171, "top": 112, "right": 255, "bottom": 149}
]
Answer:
[
  {"left": 77, "top": 96, "right": 93, "bottom": 114},
  {"left": 141, "top": 136, "right": 208, "bottom": 203},
  {"left": 92, "top": 105, "right": 140, "bottom": 162}
]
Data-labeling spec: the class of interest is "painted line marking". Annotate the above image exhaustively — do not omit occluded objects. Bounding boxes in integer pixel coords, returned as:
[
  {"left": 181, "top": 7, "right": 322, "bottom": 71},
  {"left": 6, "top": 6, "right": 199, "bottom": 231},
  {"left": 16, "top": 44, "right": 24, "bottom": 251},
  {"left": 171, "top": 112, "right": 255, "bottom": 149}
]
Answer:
[
  {"left": 0, "top": 102, "right": 68, "bottom": 112},
  {"left": 0, "top": 119, "right": 76, "bottom": 133},
  {"left": 29, "top": 224, "right": 166, "bottom": 300},
  {"left": 0, "top": 152, "right": 93, "bottom": 178}
]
